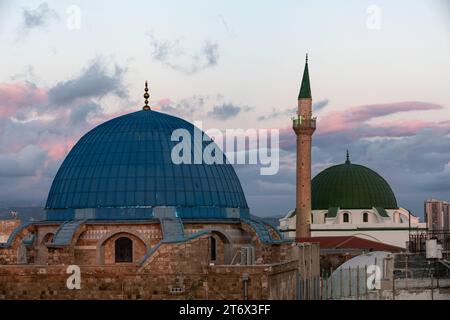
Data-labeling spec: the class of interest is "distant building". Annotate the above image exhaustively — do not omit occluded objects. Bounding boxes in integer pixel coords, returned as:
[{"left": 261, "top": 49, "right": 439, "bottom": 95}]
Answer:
[
  {"left": 280, "top": 154, "right": 427, "bottom": 248},
  {"left": 424, "top": 199, "right": 450, "bottom": 231}
]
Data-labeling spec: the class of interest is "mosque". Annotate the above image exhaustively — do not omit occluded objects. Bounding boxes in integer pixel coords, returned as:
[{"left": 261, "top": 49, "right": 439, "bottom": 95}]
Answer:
[
  {"left": 1, "top": 82, "right": 261, "bottom": 265},
  {"left": 0, "top": 72, "right": 320, "bottom": 300},
  {"left": 279, "top": 61, "right": 427, "bottom": 248},
  {"left": 279, "top": 152, "right": 426, "bottom": 248}
]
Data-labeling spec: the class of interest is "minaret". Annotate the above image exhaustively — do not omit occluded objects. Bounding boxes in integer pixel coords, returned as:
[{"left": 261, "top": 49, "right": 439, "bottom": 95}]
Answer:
[{"left": 293, "top": 54, "right": 316, "bottom": 240}]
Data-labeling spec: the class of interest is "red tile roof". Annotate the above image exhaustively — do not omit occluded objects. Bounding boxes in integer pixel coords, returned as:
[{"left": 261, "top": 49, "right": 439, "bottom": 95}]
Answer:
[{"left": 296, "top": 236, "right": 403, "bottom": 252}]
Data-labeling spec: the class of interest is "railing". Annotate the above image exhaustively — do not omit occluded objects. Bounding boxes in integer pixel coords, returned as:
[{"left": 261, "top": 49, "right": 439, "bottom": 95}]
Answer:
[
  {"left": 292, "top": 116, "right": 316, "bottom": 129},
  {"left": 408, "top": 229, "right": 450, "bottom": 254}
]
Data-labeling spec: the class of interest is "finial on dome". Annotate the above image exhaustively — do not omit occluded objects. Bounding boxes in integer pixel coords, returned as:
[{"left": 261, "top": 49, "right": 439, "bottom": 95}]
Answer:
[
  {"left": 143, "top": 81, "right": 151, "bottom": 111},
  {"left": 346, "top": 149, "right": 351, "bottom": 164}
]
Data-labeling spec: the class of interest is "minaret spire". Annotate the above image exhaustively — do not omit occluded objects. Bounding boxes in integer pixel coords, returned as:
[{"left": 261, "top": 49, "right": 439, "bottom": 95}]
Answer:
[
  {"left": 143, "top": 81, "right": 151, "bottom": 111},
  {"left": 298, "top": 53, "right": 311, "bottom": 99}
]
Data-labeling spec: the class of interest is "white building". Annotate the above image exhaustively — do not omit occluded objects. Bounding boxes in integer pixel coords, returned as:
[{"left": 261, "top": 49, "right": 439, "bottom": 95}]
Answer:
[{"left": 280, "top": 154, "right": 426, "bottom": 248}]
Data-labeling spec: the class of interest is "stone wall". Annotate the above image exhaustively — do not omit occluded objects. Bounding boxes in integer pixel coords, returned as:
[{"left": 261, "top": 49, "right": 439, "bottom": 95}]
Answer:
[
  {"left": 1, "top": 220, "right": 279, "bottom": 267},
  {"left": 267, "top": 261, "right": 299, "bottom": 300},
  {"left": 2, "top": 221, "right": 258, "bottom": 267},
  {"left": 23, "top": 222, "right": 163, "bottom": 266},
  {"left": 0, "top": 261, "right": 301, "bottom": 300},
  {"left": 0, "top": 239, "right": 319, "bottom": 300},
  {"left": 207, "top": 261, "right": 300, "bottom": 300},
  {"left": 0, "top": 247, "right": 17, "bottom": 265},
  {"left": 0, "top": 219, "right": 20, "bottom": 243},
  {"left": 102, "top": 232, "right": 147, "bottom": 265},
  {"left": 0, "top": 224, "right": 37, "bottom": 265},
  {"left": 140, "top": 235, "right": 210, "bottom": 274},
  {"left": 0, "top": 220, "right": 321, "bottom": 299}
]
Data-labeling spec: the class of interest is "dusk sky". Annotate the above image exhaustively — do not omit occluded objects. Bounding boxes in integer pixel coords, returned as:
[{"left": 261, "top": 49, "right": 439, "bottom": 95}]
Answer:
[{"left": 1, "top": 0, "right": 449, "bottom": 218}]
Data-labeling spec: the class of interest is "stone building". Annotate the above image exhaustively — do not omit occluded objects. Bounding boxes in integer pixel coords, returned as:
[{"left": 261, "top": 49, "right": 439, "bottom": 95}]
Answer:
[{"left": 0, "top": 79, "right": 320, "bottom": 300}]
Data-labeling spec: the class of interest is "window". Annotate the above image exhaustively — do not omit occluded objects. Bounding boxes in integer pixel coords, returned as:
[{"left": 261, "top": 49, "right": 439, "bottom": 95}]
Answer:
[
  {"left": 363, "top": 212, "right": 369, "bottom": 223},
  {"left": 343, "top": 213, "right": 350, "bottom": 223},
  {"left": 115, "top": 237, "right": 133, "bottom": 263},
  {"left": 210, "top": 237, "right": 217, "bottom": 261},
  {"left": 42, "top": 233, "right": 54, "bottom": 245}
]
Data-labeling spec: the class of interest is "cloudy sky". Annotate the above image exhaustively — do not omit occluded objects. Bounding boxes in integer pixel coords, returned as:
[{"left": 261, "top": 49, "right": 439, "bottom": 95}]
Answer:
[{"left": 0, "top": 0, "right": 449, "bottom": 218}]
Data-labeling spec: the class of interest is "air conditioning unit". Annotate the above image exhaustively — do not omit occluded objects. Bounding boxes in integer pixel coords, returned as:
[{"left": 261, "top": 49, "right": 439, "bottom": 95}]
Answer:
[
  {"left": 240, "top": 246, "right": 255, "bottom": 265},
  {"left": 426, "top": 239, "right": 443, "bottom": 259}
]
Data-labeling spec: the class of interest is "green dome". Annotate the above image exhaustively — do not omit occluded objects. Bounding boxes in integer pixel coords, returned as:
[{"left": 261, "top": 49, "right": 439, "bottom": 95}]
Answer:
[{"left": 312, "top": 159, "right": 398, "bottom": 210}]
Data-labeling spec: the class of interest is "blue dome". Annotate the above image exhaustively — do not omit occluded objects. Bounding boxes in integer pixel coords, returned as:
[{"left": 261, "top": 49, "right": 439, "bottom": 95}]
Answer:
[{"left": 45, "top": 110, "right": 249, "bottom": 220}]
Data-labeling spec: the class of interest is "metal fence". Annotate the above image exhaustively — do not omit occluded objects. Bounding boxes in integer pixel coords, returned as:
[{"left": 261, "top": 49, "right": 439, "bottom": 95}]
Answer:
[
  {"left": 297, "top": 275, "right": 321, "bottom": 300},
  {"left": 320, "top": 266, "right": 377, "bottom": 300},
  {"left": 408, "top": 229, "right": 450, "bottom": 256},
  {"left": 319, "top": 253, "right": 450, "bottom": 300}
]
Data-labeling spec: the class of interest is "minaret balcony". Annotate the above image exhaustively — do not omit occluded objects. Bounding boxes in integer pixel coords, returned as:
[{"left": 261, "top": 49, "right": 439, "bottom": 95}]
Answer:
[{"left": 292, "top": 116, "right": 316, "bottom": 133}]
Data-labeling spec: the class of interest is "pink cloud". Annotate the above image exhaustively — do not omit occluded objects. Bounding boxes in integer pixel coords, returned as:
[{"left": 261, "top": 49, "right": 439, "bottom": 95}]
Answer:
[
  {"left": 317, "top": 101, "right": 444, "bottom": 135},
  {"left": 156, "top": 98, "right": 173, "bottom": 106},
  {"left": 0, "top": 83, "right": 48, "bottom": 117},
  {"left": 317, "top": 111, "right": 347, "bottom": 134},
  {"left": 39, "top": 138, "right": 76, "bottom": 162},
  {"left": 348, "top": 101, "right": 442, "bottom": 122},
  {"left": 89, "top": 110, "right": 129, "bottom": 126},
  {"left": 152, "top": 98, "right": 173, "bottom": 111},
  {"left": 276, "top": 101, "right": 450, "bottom": 151}
]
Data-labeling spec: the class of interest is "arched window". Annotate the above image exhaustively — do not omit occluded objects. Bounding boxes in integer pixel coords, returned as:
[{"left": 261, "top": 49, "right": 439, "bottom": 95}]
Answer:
[
  {"left": 343, "top": 213, "right": 350, "bottom": 223},
  {"left": 42, "top": 233, "right": 54, "bottom": 245},
  {"left": 363, "top": 212, "right": 369, "bottom": 223},
  {"left": 210, "top": 237, "right": 217, "bottom": 261},
  {"left": 115, "top": 237, "right": 133, "bottom": 263}
]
